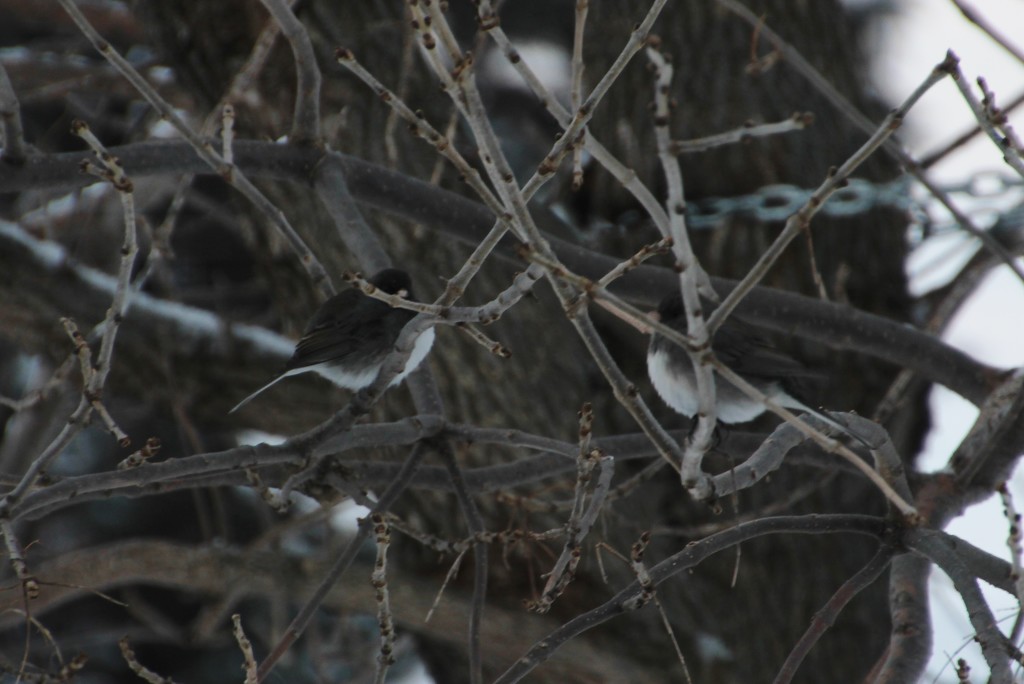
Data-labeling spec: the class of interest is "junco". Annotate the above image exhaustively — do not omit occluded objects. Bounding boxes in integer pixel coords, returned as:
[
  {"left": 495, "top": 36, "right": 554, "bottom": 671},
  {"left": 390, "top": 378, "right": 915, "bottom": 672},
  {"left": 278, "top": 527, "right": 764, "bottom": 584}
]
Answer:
[
  {"left": 647, "top": 292, "right": 869, "bottom": 447},
  {"left": 230, "top": 268, "right": 434, "bottom": 413}
]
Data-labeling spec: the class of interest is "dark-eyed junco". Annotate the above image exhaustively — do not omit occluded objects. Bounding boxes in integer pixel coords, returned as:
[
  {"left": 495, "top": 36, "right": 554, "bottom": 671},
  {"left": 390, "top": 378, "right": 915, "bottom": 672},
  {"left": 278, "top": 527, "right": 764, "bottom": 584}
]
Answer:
[
  {"left": 230, "top": 268, "right": 434, "bottom": 413},
  {"left": 647, "top": 292, "right": 869, "bottom": 446}
]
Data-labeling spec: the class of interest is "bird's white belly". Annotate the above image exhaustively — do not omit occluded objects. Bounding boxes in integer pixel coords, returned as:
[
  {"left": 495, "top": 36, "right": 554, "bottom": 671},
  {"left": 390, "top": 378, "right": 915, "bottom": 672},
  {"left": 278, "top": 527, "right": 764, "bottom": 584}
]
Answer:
[
  {"left": 647, "top": 348, "right": 767, "bottom": 424},
  {"left": 390, "top": 327, "right": 435, "bottom": 386},
  {"left": 648, "top": 348, "right": 700, "bottom": 417},
  {"left": 306, "top": 361, "right": 380, "bottom": 389},
  {"left": 309, "top": 326, "right": 436, "bottom": 389}
]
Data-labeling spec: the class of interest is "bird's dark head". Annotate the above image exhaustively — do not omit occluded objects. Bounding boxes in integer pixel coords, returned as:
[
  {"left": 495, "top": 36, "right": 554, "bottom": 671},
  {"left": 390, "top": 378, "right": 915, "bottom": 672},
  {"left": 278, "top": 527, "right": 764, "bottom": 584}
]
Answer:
[
  {"left": 369, "top": 268, "right": 413, "bottom": 297},
  {"left": 656, "top": 292, "right": 684, "bottom": 322}
]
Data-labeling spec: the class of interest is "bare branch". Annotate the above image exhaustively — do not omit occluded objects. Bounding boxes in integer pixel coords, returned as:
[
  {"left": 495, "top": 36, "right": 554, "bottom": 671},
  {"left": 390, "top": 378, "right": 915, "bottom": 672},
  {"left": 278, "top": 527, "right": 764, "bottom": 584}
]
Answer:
[
  {"left": 706, "top": 58, "right": 949, "bottom": 335},
  {"left": 949, "top": 0, "right": 1024, "bottom": 67},
  {"left": 711, "top": 362, "right": 916, "bottom": 516},
  {"left": 55, "top": 0, "right": 333, "bottom": 296},
  {"left": 119, "top": 637, "right": 177, "bottom": 684},
  {"left": 221, "top": 104, "right": 235, "bottom": 164},
  {"left": 870, "top": 552, "right": 932, "bottom": 683},
  {"left": 909, "top": 531, "right": 1014, "bottom": 682},
  {"left": 0, "top": 63, "right": 27, "bottom": 164},
  {"left": 70, "top": 121, "right": 138, "bottom": 403},
  {"left": 494, "top": 515, "right": 887, "bottom": 683},
  {"left": 257, "top": 0, "right": 321, "bottom": 144},
  {"left": 436, "top": 440, "right": 488, "bottom": 684},
  {"left": 232, "top": 614, "right": 259, "bottom": 684},
  {"left": 646, "top": 45, "right": 718, "bottom": 480},
  {"left": 313, "top": 156, "right": 392, "bottom": 272},
  {"left": 946, "top": 66, "right": 1024, "bottom": 178},
  {"left": 718, "top": 0, "right": 1024, "bottom": 285},
  {"left": 0, "top": 151, "right": 999, "bottom": 405},
  {"left": 774, "top": 546, "right": 895, "bottom": 684},
  {"left": 371, "top": 515, "right": 396, "bottom": 684},
  {"left": 530, "top": 407, "right": 614, "bottom": 613},
  {"left": 670, "top": 112, "right": 814, "bottom": 154},
  {"left": 997, "top": 484, "right": 1024, "bottom": 609},
  {"left": 335, "top": 47, "right": 507, "bottom": 224},
  {"left": 256, "top": 443, "right": 427, "bottom": 682},
  {"left": 570, "top": 0, "right": 588, "bottom": 190}
]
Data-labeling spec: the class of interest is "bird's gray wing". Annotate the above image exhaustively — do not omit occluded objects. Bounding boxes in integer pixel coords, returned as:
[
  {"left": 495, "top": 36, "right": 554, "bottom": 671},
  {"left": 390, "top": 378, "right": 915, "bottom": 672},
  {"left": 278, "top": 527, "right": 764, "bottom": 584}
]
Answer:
[
  {"left": 287, "top": 296, "right": 411, "bottom": 370},
  {"left": 712, "top": 320, "right": 820, "bottom": 382}
]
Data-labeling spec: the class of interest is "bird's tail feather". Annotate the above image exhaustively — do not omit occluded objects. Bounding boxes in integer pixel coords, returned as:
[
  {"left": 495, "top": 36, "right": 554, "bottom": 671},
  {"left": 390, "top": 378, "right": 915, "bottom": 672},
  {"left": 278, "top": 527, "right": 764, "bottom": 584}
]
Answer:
[
  {"left": 229, "top": 374, "right": 286, "bottom": 414},
  {"left": 785, "top": 399, "right": 874, "bottom": 449},
  {"left": 798, "top": 405, "right": 872, "bottom": 448}
]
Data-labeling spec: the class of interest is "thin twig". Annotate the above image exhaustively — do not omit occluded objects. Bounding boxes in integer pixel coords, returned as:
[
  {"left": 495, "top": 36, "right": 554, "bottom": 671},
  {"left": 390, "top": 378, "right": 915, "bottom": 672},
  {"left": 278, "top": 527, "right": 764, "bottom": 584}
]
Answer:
[
  {"left": 61, "top": 318, "right": 127, "bottom": 446},
  {"left": 773, "top": 546, "right": 894, "bottom": 684},
  {"left": 256, "top": 442, "right": 428, "bottom": 682},
  {"left": 71, "top": 121, "right": 138, "bottom": 403},
  {"left": 499, "top": 0, "right": 671, "bottom": 187},
  {"left": 0, "top": 398, "right": 91, "bottom": 514},
  {"left": 0, "top": 356, "right": 75, "bottom": 414},
  {"left": 150, "top": 0, "right": 294, "bottom": 269},
  {"left": 495, "top": 515, "right": 887, "bottom": 683},
  {"left": 384, "top": 9, "right": 416, "bottom": 165},
  {"left": 623, "top": 531, "right": 655, "bottom": 611},
  {"left": 232, "top": 614, "right": 259, "bottom": 684},
  {"left": 224, "top": 0, "right": 296, "bottom": 111},
  {"left": 946, "top": 66, "right": 1024, "bottom": 179},
  {"left": 979, "top": 77, "right": 1024, "bottom": 169},
  {"left": 478, "top": 14, "right": 670, "bottom": 236},
  {"left": 0, "top": 518, "right": 39, "bottom": 600},
  {"left": 0, "top": 63, "right": 27, "bottom": 164},
  {"left": 705, "top": 58, "right": 948, "bottom": 335},
  {"left": 0, "top": 117, "right": 144, "bottom": 517},
  {"left": 402, "top": 5, "right": 687, "bottom": 477},
  {"left": 335, "top": 48, "right": 507, "bottom": 225},
  {"left": 997, "top": 484, "right": 1024, "bottom": 610},
  {"left": 594, "top": 236, "right": 673, "bottom": 290},
  {"left": 119, "top": 636, "right": 177, "bottom": 684},
  {"left": 530, "top": 406, "right": 613, "bottom": 613},
  {"left": 711, "top": 361, "right": 916, "bottom": 516},
  {"left": 342, "top": 270, "right": 529, "bottom": 324},
  {"left": 920, "top": 89, "right": 1024, "bottom": 168},
  {"left": 425, "top": 548, "right": 468, "bottom": 623},
  {"left": 909, "top": 530, "right": 1014, "bottom": 682},
  {"left": 646, "top": 45, "right": 719, "bottom": 482},
  {"left": 436, "top": 440, "right": 488, "bottom": 684},
  {"left": 56, "top": 0, "right": 332, "bottom": 297},
  {"left": 221, "top": 104, "right": 235, "bottom": 164},
  {"left": 718, "top": 0, "right": 1024, "bottom": 284},
  {"left": 455, "top": 323, "right": 511, "bottom": 359},
  {"left": 671, "top": 112, "right": 814, "bottom": 154},
  {"left": 570, "top": 0, "right": 588, "bottom": 190},
  {"left": 949, "top": 0, "right": 1024, "bottom": 67},
  {"left": 371, "top": 515, "right": 396, "bottom": 684}
]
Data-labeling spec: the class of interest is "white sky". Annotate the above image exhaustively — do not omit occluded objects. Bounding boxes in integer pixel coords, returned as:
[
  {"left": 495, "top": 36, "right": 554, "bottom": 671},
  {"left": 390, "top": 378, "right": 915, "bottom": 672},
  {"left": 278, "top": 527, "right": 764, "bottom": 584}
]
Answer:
[{"left": 866, "top": 0, "right": 1024, "bottom": 680}]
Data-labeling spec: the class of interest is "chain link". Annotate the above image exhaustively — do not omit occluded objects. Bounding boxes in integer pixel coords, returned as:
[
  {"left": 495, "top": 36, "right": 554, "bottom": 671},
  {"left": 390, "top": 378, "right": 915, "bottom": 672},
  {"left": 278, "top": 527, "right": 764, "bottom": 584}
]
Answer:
[{"left": 679, "top": 173, "right": 1024, "bottom": 230}]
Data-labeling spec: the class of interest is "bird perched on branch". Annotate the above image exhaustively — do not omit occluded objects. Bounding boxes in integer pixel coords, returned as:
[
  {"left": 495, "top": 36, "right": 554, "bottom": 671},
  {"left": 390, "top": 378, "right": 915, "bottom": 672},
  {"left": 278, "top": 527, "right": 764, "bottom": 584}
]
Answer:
[
  {"left": 647, "top": 291, "right": 870, "bottom": 447},
  {"left": 230, "top": 268, "right": 434, "bottom": 413}
]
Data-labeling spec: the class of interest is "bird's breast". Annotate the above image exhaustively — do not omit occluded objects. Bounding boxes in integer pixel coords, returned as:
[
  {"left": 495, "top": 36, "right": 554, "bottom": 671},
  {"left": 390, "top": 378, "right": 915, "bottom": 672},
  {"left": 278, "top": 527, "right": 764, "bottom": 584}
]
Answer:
[{"left": 647, "top": 348, "right": 700, "bottom": 418}]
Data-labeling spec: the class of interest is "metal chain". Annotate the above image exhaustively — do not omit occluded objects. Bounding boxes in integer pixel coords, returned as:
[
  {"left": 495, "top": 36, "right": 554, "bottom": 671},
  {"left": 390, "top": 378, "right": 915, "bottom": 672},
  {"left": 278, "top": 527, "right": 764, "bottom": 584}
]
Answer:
[{"left": 679, "top": 172, "right": 1024, "bottom": 230}]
